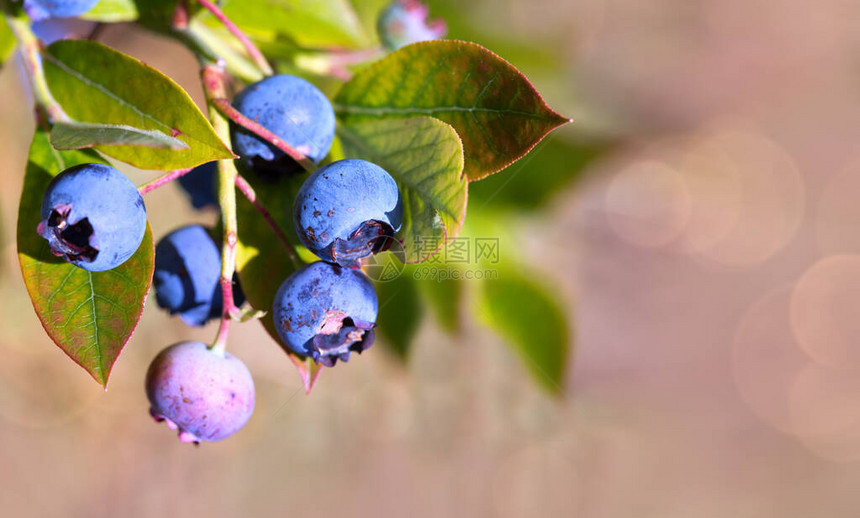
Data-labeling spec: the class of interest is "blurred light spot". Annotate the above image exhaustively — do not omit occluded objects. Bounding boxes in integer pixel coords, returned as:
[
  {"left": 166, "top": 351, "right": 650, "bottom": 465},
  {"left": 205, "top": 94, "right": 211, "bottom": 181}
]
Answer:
[
  {"left": 789, "top": 364, "right": 860, "bottom": 462},
  {"left": 605, "top": 160, "right": 691, "bottom": 248},
  {"left": 790, "top": 255, "right": 860, "bottom": 370},
  {"left": 688, "top": 130, "right": 804, "bottom": 267},
  {"left": 675, "top": 138, "right": 743, "bottom": 253},
  {"left": 815, "top": 161, "right": 860, "bottom": 255},
  {"left": 789, "top": 364, "right": 860, "bottom": 436},
  {"left": 732, "top": 285, "right": 808, "bottom": 433},
  {"left": 492, "top": 443, "right": 582, "bottom": 518}
]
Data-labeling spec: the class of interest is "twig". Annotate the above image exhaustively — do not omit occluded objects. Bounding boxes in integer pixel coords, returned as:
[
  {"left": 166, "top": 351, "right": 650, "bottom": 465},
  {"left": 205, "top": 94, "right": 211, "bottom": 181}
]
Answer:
[
  {"left": 234, "top": 174, "right": 301, "bottom": 268},
  {"left": 137, "top": 167, "right": 194, "bottom": 195},
  {"left": 170, "top": 1, "right": 263, "bottom": 83},
  {"left": 202, "top": 64, "right": 240, "bottom": 355},
  {"left": 0, "top": 0, "right": 69, "bottom": 126},
  {"left": 209, "top": 97, "right": 318, "bottom": 173},
  {"left": 196, "top": 0, "right": 273, "bottom": 76}
]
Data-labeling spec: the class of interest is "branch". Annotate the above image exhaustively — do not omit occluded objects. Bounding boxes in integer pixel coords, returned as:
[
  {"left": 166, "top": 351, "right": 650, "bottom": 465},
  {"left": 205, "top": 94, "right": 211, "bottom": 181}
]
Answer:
[
  {"left": 137, "top": 167, "right": 194, "bottom": 195},
  {"left": 196, "top": 0, "right": 273, "bottom": 77},
  {"left": 171, "top": 1, "right": 263, "bottom": 83},
  {"left": 209, "top": 97, "right": 318, "bottom": 173},
  {"left": 0, "top": 1, "right": 69, "bottom": 126},
  {"left": 234, "top": 174, "right": 301, "bottom": 268},
  {"left": 202, "top": 64, "right": 240, "bottom": 355}
]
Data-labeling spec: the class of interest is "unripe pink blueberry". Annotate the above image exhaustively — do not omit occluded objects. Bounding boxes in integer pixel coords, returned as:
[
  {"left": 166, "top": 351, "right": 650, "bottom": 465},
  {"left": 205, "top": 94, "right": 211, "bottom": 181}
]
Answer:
[{"left": 145, "top": 341, "right": 255, "bottom": 444}]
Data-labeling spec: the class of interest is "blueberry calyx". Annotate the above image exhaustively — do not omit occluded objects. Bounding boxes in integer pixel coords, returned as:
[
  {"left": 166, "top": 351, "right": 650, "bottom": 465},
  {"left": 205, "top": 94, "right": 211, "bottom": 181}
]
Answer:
[
  {"left": 331, "top": 220, "right": 397, "bottom": 269},
  {"left": 310, "top": 312, "right": 375, "bottom": 367},
  {"left": 149, "top": 408, "right": 202, "bottom": 445},
  {"left": 37, "top": 204, "right": 99, "bottom": 264}
]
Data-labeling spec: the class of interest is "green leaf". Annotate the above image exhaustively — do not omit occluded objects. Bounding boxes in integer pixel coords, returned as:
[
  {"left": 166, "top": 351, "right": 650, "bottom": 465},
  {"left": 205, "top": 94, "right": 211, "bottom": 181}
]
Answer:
[
  {"left": 51, "top": 121, "right": 189, "bottom": 151},
  {"left": 82, "top": 0, "right": 140, "bottom": 22},
  {"left": 476, "top": 266, "right": 569, "bottom": 394},
  {"left": 374, "top": 265, "right": 423, "bottom": 360},
  {"left": 43, "top": 40, "right": 233, "bottom": 170},
  {"left": 234, "top": 170, "right": 324, "bottom": 390},
  {"left": 335, "top": 40, "right": 571, "bottom": 181},
  {"left": 17, "top": 130, "right": 155, "bottom": 387},
  {"left": 0, "top": 15, "right": 15, "bottom": 69},
  {"left": 338, "top": 117, "right": 467, "bottom": 263},
  {"left": 211, "top": 0, "right": 368, "bottom": 49}
]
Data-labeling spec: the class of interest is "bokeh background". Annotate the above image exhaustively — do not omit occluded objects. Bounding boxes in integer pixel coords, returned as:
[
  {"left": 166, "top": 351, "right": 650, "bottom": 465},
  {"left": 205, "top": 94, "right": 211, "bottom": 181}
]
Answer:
[{"left": 2, "top": 0, "right": 860, "bottom": 516}]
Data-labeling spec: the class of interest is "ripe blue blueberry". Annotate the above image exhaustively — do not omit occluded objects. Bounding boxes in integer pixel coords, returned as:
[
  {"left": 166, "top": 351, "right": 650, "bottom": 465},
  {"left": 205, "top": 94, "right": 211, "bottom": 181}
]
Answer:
[
  {"left": 146, "top": 341, "right": 255, "bottom": 443},
  {"left": 177, "top": 162, "right": 218, "bottom": 210},
  {"left": 273, "top": 261, "right": 378, "bottom": 367},
  {"left": 38, "top": 163, "right": 146, "bottom": 272},
  {"left": 154, "top": 225, "right": 244, "bottom": 327},
  {"left": 23, "top": 0, "right": 98, "bottom": 20},
  {"left": 294, "top": 159, "right": 402, "bottom": 268},
  {"left": 230, "top": 74, "right": 335, "bottom": 175},
  {"left": 377, "top": 0, "right": 446, "bottom": 50}
]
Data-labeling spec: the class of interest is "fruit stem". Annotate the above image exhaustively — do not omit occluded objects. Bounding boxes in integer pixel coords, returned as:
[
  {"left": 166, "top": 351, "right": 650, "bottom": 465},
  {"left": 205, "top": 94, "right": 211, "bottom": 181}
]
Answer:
[
  {"left": 210, "top": 97, "right": 318, "bottom": 173},
  {"left": 234, "top": 174, "right": 302, "bottom": 269},
  {"left": 0, "top": 0, "right": 69, "bottom": 127},
  {"left": 195, "top": 0, "right": 274, "bottom": 77},
  {"left": 137, "top": 167, "right": 194, "bottom": 195},
  {"left": 202, "top": 63, "right": 240, "bottom": 355}
]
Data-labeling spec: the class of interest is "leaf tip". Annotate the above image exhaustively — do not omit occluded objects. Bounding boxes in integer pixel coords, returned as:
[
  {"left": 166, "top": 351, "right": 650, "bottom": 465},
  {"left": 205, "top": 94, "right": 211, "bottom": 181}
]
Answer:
[{"left": 287, "top": 351, "right": 323, "bottom": 394}]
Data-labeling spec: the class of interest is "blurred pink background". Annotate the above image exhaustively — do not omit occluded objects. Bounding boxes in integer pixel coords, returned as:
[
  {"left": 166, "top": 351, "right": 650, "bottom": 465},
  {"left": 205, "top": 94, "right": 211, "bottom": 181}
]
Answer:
[{"left": 3, "top": 0, "right": 860, "bottom": 516}]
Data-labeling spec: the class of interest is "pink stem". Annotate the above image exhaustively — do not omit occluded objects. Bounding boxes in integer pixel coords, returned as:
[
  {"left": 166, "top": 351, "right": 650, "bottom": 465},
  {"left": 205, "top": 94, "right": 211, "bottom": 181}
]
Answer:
[
  {"left": 210, "top": 97, "right": 318, "bottom": 173},
  {"left": 213, "top": 263, "right": 237, "bottom": 350},
  {"left": 138, "top": 167, "right": 194, "bottom": 195},
  {"left": 234, "top": 174, "right": 302, "bottom": 268},
  {"left": 201, "top": 63, "right": 240, "bottom": 355},
  {"left": 196, "top": 0, "right": 273, "bottom": 76}
]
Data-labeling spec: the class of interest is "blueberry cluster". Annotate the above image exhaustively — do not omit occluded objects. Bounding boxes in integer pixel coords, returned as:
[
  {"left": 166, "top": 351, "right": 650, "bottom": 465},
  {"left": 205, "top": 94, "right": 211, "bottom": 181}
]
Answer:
[
  {"left": 37, "top": 71, "right": 403, "bottom": 442},
  {"left": 236, "top": 77, "right": 405, "bottom": 368}
]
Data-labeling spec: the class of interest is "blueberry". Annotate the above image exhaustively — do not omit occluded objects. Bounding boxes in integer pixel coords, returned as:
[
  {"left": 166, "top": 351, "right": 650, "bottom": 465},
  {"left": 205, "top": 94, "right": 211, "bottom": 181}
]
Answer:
[
  {"left": 23, "top": 0, "right": 98, "bottom": 20},
  {"left": 38, "top": 163, "right": 146, "bottom": 272},
  {"left": 377, "top": 0, "right": 446, "bottom": 50},
  {"left": 154, "top": 225, "right": 245, "bottom": 327},
  {"left": 230, "top": 75, "right": 335, "bottom": 176},
  {"left": 273, "top": 261, "right": 377, "bottom": 367},
  {"left": 146, "top": 341, "right": 255, "bottom": 443},
  {"left": 294, "top": 159, "right": 402, "bottom": 268},
  {"left": 177, "top": 162, "right": 218, "bottom": 210}
]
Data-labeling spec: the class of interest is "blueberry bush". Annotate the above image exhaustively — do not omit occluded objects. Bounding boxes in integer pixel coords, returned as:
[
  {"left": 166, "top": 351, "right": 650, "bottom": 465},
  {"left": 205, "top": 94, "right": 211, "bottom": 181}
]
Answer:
[{"left": 6, "top": 0, "right": 577, "bottom": 443}]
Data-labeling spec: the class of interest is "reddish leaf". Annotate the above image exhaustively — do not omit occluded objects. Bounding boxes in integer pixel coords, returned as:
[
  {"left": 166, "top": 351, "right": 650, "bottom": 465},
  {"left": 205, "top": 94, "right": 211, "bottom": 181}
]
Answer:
[{"left": 17, "top": 130, "right": 154, "bottom": 387}]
